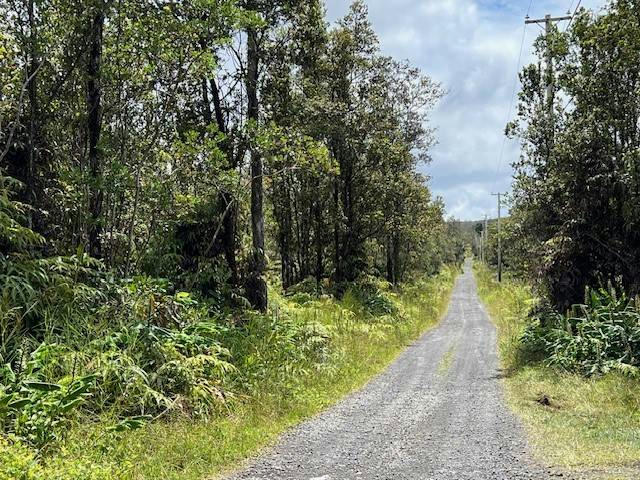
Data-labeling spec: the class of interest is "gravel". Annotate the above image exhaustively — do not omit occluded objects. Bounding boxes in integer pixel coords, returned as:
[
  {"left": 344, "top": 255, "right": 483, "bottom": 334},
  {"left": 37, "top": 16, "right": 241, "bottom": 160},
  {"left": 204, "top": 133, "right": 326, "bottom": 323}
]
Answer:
[{"left": 227, "top": 261, "right": 572, "bottom": 480}]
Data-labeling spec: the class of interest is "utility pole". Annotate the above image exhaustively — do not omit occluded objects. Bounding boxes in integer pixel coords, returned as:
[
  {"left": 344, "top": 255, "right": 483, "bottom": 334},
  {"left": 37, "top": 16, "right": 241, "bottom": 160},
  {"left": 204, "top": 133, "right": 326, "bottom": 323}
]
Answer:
[
  {"left": 483, "top": 214, "right": 488, "bottom": 264},
  {"left": 491, "top": 193, "right": 506, "bottom": 282},
  {"left": 525, "top": 14, "right": 572, "bottom": 117}
]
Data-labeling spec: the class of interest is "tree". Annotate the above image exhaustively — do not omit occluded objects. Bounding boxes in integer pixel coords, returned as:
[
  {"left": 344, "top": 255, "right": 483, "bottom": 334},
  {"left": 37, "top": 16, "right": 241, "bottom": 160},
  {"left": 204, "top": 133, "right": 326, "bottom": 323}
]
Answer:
[
  {"left": 509, "top": 0, "right": 640, "bottom": 309},
  {"left": 1, "top": 0, "right": 455, "bottom": 318},
  {"left": 86, "top": 0, "right": 105, "bottom": 258}
]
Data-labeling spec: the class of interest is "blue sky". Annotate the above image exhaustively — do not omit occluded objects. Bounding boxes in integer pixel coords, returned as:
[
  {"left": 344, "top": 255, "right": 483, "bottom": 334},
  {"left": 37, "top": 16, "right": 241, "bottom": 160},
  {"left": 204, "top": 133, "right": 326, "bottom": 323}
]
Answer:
[{"left": 324, "top": 0, "right": 606, "bottom": 220}]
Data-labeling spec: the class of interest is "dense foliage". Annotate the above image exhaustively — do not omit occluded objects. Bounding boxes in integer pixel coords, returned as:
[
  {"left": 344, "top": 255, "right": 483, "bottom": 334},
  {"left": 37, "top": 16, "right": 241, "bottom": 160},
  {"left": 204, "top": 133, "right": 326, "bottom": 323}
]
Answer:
[
  {"left": 0, "top": 0, "right": 463, "bottom": 473},
  {"left": 0, "top": 0, "right": 455, "bottom": 310},
  {"left": 506, "top": 0, "right": 640, "bottom": 311},
  {"left": 471, "top": 0, "right": 640, "bottom": 381},
  {"left": 522, "top": 286, "right": 640, "bottom": 376}
]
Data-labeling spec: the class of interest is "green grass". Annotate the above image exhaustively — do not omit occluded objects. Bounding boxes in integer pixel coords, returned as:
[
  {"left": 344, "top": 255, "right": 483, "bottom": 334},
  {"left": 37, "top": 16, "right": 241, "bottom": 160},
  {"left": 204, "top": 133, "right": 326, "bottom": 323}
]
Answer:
[
  {"left": 437, "top": 344, "right": 456, "bottom": 376},
  {"left": 31, "top": 267, "right": 457, "bottom": 480},
  {"left": 474, "top": 263, "right": 640, "bottom": 479}
]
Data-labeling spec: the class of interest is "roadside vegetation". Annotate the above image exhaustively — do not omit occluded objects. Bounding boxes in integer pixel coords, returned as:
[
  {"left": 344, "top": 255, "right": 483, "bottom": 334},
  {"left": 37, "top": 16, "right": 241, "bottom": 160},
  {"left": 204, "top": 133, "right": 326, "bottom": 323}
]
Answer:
[
  {"left": 0, "top": 0, "right": 466, "bottom": 476},
  {"left": 470, "top": 2, "right": 640, "bottom": 477},
  {"left": 1, "top": 266, "right": 457, "bottom": 480},
  {"left": 475, "top": 264, "right": 640, "bottom": 478}
]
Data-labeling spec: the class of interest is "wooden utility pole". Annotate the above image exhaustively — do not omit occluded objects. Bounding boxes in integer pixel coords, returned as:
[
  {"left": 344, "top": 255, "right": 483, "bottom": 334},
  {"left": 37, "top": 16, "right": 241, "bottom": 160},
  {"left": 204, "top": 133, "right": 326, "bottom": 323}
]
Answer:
[
  {"left": 483, "top": 214, "right": 488, "bottom": 264},
  {"left": 525, "top": 14, "right": 572, "bottom": 117},
  {"left": 491, "top": 193, "right": 506, "bottom": 282}
]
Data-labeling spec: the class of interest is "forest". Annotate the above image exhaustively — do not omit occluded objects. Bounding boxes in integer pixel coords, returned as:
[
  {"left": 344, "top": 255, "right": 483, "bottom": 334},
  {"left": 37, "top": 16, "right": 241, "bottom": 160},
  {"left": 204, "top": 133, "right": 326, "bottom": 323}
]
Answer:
[{"left": 0, "top": 0, "right": 465, "bottom": 478}]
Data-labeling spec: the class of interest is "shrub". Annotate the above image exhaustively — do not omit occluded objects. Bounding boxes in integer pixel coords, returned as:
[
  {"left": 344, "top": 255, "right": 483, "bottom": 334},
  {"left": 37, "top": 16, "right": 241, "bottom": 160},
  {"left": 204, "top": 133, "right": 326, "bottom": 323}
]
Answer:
[
  {"left": 0, "top": 344, "right": 95, "bottom": 451},
  {"left": 286, "top": 277, "right": 322, "bottom": 296},
  {"left": 521, "top": 286, "right": 640, "bottom": 376},
  {"left": 220, "top": 308, "right": 332, "bottom": 394},
  {"left": 344, "top": 277, "right": 396, "bottom": 317},
  {"left": 0, "top": 436, "right": 119, "bottom": 480},
  {"left": 87, "top": 321, "right": 234, "bottom": 416},
  {"left": 288, "top": 292, "right": 314, "bottom": 306},
  {"left": 0, "top": 274, "right": 236, "bottom": 450}
]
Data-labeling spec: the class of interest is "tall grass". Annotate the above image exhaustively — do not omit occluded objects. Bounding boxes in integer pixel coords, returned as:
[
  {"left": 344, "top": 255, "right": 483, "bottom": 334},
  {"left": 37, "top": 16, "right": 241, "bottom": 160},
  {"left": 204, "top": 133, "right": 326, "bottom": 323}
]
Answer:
[{"left": 473, "top": 263, "right": 534, "bottom": 369}]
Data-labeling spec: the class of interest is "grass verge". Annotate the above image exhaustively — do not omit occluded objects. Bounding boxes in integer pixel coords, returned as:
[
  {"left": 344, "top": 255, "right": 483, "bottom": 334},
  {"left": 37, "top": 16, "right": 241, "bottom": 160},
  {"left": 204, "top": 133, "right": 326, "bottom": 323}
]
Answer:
[
  {"left": 474, "top": 263, "right": 640, "bottom": 479},
  {"left": 22, "top": 267, "right": 457, "bottom": 480}
]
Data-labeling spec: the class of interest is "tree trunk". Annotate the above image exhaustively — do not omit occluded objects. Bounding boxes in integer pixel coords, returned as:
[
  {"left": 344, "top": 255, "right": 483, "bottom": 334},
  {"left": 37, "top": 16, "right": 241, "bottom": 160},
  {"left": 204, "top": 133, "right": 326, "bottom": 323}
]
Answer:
[
  {"left": 87, "top": 8, "right": 104, "bottom": 258},
  {"left": 26, "top": 0, "right": 38, "bottom": 226},
  {"left": 210, "top": 77, "right": 239, "bottom": 285},
  {"left": 333, "top": 177, "right": 342, "bottom": 284},
  {"left": 313, "top": 178, "right": 324, "bottom": 294},
  {"left": 392, "top": 234, "right": 401, "bottom": 284},
  {"left": 386, "top": 235, "right": 395, "bottom": 285},
  {"left": 314, "top": 189, "right": 323, "bottom": 292},
  {"left": 245, "top": 26, "right": 267, "bottom": 311},
  {"left": 201, "top": 78, "right": 213, "bottom": 124},
  {"left": 340, "top": 156, "right": 358, "bottom": 282}
]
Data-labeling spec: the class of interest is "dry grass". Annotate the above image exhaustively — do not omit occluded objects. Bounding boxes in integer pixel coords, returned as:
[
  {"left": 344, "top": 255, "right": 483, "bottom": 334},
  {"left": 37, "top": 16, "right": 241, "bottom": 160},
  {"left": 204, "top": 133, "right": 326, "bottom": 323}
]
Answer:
[{"left": 474, "top": 262, "right": 640, "bottom": 478}]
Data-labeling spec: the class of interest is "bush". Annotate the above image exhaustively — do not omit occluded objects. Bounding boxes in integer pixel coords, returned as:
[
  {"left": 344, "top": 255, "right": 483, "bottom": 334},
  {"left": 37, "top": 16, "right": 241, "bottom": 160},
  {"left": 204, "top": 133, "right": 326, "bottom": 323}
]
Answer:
[
  {"left": 286, "top": 277, "right": 322, "bottom": 296},
  {"left": 220, "top": 309, "right": 332, "bottom": 394},
  {"left": 521, "top": 286, "right": 640, "bottom": 376},
  {"left": 87, "top": 320, "right": 234, "bottom": 416},
  {"left": 343, "top": 277, "right": 396, "bottom": 317},
  {"left": 0, "top": 274, "right": 236, "bottom": 451}
]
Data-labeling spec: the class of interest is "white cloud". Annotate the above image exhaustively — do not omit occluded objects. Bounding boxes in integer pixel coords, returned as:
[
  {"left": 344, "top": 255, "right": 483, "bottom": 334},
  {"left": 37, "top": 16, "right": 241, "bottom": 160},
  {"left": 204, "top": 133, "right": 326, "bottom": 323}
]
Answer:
[{"left": 325, "top": 0, "right": 607, "bottom": 220}]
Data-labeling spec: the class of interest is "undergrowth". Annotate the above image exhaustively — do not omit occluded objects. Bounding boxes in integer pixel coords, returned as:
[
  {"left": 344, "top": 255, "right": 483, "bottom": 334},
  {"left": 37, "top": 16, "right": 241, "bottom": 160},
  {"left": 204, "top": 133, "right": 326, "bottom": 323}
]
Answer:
[
  {"left": 521, "top": 287, "right": 640, "bottom": 377},
  {"left": 1, "top": 264, "right": 457, "bottom": 479}
]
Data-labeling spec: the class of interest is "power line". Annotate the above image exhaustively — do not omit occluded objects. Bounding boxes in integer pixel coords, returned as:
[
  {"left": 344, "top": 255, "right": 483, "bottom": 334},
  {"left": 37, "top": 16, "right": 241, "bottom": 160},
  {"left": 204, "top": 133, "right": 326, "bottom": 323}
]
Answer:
[
  {"left": 488, "top": 0, "right": 534, "bottom": 218},
  {"left": 566, "top": 0, "right": 576, "bottom": 15},
  {"left": 526, "top": 0, "right": 535, "bottom": 18},
  {"left": 565, "top": 0, "right": 582, "bottom": 30},
  {"left": 491, "top": 1, "right": 534, "bottom": 195},
  {"left": 491, "top": 22, "right": 528, "bottom": 194}
]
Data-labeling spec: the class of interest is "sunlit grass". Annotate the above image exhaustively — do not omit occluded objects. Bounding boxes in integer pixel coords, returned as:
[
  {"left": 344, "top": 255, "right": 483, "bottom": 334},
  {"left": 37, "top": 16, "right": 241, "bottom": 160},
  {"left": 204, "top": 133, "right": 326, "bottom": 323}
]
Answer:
[
  {"left": 51, "top": 267, "right": 457, "bottom": 480},
  {"left": 474, "top": 262, "right": 640, "bottom": 478}
]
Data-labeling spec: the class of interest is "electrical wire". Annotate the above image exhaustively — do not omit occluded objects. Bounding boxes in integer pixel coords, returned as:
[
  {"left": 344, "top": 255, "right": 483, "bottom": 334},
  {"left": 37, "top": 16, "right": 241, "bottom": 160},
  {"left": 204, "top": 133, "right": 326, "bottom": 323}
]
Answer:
[
  {"left": 526, "top": 0, "right": 535, "bottom": 18},
  {"left": 491, "top": 21, "right": 529, "bottom": 194},
  {"left": 566, "top": 0, "right": 576, "bottom": 15},
  {"left": 565, "top": 0, "right": 582, "bottom": 31}
]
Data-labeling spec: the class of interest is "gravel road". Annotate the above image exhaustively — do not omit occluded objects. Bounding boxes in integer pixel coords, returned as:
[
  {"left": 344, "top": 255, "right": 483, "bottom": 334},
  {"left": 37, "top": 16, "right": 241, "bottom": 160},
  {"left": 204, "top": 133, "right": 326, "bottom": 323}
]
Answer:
[{"left": 228, "top": 261, "right": 563, "bottom": 479}]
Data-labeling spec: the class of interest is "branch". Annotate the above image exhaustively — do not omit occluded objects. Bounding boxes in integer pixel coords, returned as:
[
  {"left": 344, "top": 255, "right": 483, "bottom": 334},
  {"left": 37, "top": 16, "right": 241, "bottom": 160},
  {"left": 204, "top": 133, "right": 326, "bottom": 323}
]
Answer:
[
  {"left": 203, "top": 164, "right": 298, "bottom": 256},
  {"left": 0, "top": 62, "right": 44, "bottom": 164}
]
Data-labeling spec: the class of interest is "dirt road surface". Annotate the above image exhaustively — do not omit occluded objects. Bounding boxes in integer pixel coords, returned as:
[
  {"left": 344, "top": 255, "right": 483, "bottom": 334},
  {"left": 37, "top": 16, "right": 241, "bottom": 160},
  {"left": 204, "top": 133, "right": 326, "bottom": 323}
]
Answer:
[{"left": 228, "top": 261, "right": 563, "bottom": 479}]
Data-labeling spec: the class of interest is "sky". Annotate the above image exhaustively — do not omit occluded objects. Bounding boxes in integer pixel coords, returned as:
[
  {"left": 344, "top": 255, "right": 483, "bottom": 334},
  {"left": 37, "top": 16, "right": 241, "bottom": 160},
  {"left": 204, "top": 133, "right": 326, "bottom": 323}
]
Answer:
[{"left": 324, "top": 0, "right": 606, "bottom": 221}]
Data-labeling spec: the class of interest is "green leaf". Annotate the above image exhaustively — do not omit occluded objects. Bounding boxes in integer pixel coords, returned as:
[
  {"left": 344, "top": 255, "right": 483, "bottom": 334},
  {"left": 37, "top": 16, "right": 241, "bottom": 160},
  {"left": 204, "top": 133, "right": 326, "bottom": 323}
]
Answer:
[
  {"left": 107, "top": 415, "right": 152, "bottom": 432},
  {"left": 8, "top": 398, "right": 30, "bottom": 409},
  {"left": 0, "top": 393, "right": 15, "bottom": 409},
  {"left": 59, "top": 398, "right": 84, "bottom": 413},
  {"left": 23, "top": 381, "right": 62, "bottom": 392}
]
